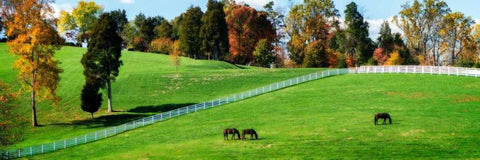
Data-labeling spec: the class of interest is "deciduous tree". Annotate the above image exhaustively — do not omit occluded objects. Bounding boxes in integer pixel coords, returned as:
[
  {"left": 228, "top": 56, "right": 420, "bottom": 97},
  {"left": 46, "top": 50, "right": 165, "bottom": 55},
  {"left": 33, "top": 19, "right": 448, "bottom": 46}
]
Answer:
[
  {"left": 285, "top": 0, "right": 339, "bottom": 67},
  {"left": 71, "top": 1, "right": 103, "bottom": 43},
  {"left": 440, "top": 12, "right": 473, "bottom": 65},
  {"left": 393, "top": 0, "right": 450, "bottom": 65},
  {"left": 170, "top": 41, "right": 182, "bottom": 72},
  {"left": 150, "top": 38, "right": 173, "bottom": 54},
  {"left": 253, "top": 39, "right": 275, "bottom": 68},
  {"left": 0, "top": 82, "right": 25, "bottom": 145},
  {"left": 2, "top": 0, "right": 64, "bottom": 127},
  {"left": 225, "top": 4, "right": 275, "bottom": 64}
]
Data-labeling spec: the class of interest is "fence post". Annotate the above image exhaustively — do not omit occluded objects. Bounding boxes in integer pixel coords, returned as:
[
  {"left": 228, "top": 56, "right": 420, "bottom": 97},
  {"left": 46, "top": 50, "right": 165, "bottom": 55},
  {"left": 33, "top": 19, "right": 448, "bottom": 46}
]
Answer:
[
  {"left": 53, "top": 141, "right": 56, "bottom": 151},
  {"left": 161, "top": 114, "right": 163, "bottom": 121},
  {"left": 41, "top": 144, "right": 44, "bottom": 153},
  {"left": 124, "top": 123, "right": 127, "bottom": 131},
  {"left": 114, "top": 126, "right": 117, "bottom": 135},
  {"left": 30, "top": 147, "right": 32, "bottom": 155},
  {"left": 75, "top": 137, "right": 77, "bottom": 145},
  {"left": 337, "top": 69, "right": 340, "bottom": 75},
  {"left": 143, "top": 118, "right": 145, "bottom": 126},
  {"left": 95, "top": 132, "right": 97, "bottom": 140},
  {"left": 105, "top": 130, "right": 107, "bottom": 138},
  {"left": 18, "top": 149, "right": 21, "bottom": 157}
]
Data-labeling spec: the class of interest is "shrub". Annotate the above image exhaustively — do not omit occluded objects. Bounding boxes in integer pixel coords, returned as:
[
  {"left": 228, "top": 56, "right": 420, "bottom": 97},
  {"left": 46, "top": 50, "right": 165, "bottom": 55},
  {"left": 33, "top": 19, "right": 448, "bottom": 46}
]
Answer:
[{"left": 149, "top": 38, "right": 174, "bottom": 54}]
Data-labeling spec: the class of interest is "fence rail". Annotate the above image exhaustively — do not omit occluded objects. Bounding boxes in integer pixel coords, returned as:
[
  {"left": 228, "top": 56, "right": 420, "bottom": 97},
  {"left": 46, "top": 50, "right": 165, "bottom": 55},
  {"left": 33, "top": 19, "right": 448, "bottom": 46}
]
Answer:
[
  {"left": 1, "top": 69, "right": 349, "bottom": 159},
  {"left": 351, "top": 65, "right": 480, "bottom": 78}
]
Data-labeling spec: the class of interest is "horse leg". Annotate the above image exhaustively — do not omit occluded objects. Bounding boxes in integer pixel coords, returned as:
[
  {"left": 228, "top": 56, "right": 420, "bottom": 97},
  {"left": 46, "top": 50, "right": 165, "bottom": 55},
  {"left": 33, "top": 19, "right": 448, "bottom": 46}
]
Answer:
[{"left": 389, "top": 117, "right": 392, "bottom": 124}]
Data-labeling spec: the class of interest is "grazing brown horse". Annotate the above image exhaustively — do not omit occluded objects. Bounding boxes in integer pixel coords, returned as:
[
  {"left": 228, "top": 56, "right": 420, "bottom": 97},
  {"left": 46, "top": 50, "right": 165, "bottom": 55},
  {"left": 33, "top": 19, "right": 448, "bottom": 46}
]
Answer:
[
  {"left": 374, "top": 113, "right": 392, "bottom": 125},
  {"left": 241, "top": 129, "right": 258, "bottom": 140},
  {"left": 223, "top": 128, "right": 240, "bottom": 140}
]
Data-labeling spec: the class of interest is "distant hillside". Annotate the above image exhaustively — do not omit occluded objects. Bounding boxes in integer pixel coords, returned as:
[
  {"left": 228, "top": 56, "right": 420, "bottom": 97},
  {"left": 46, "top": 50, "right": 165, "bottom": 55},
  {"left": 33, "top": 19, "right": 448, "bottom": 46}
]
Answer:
[{"left": 0, "top": 43, "right": 321, "bottom": 149}]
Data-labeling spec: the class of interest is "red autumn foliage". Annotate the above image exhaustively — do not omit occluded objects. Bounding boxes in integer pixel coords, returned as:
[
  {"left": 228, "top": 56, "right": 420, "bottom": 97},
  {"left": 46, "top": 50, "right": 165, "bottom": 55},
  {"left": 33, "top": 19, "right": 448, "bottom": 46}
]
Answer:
[
  {"left": 373, "top": 48, "right": 389, "bottom": 65},
  {"left": 225, "top": 4, "right": 275, "bottom": 65}
]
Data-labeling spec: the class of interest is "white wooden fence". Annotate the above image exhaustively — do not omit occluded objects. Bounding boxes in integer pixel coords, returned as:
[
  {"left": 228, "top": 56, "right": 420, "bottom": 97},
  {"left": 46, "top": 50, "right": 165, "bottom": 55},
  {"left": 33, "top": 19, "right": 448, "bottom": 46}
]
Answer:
[{"left": 350, "top": 65, "right": 480, "bottom": 78}]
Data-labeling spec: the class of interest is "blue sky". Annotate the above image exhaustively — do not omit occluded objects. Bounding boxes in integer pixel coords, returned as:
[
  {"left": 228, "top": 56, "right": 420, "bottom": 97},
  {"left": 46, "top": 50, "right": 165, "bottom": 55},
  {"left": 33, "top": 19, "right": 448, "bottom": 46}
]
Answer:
[{"left": 52, "top": 0, "right": 480, "bottom": 39}]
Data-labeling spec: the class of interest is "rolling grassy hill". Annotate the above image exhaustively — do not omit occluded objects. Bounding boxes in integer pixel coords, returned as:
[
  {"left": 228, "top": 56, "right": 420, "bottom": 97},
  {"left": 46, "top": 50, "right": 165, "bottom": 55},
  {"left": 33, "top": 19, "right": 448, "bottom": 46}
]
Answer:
[
  {"left": 28, "top": 74, "right": 480, "bottom": 159},
  {"left": 0, "top": 43, "right": 321, "bottom": 149}
]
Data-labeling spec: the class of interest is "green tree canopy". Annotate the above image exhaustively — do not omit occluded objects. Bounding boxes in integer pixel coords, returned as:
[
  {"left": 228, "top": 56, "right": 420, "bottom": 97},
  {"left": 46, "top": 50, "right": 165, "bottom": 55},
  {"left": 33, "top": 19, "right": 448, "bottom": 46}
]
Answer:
[
  {"left": 200, "top": 0, "right": 229, "bottom": 60},
  {"left": 180, "top": 6, "right": 204, "bottom": 59},
  {"left": 82, "top": 13, "right": 123, "bottom": 113}
]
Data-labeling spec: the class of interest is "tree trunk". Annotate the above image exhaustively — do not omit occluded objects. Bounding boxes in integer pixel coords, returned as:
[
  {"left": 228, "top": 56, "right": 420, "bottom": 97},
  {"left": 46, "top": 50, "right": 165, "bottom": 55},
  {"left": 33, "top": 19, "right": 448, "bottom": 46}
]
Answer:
[
  {"left": 107, "top": 79, "right": 113, "bottom": 113},
  {"left": 32, "top": 73, "right": 38, "bottom": 127},
  {"left": 91, "top": 112, "right": 94, "bottom": 119}
]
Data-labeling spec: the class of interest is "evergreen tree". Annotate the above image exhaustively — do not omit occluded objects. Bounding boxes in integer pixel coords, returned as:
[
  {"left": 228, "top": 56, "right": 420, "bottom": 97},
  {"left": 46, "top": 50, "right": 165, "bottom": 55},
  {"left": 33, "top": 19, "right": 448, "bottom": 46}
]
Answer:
[
  {"left": 108, "top": 9, "right": 128, "bottom": 34},
  {"left": 377, "top": 21, "right": 394, "bottom": 54},
  {"left": 180, "top": 6, "right": 204, "bottom": 59},
  {"left": 80, "top": 82, "right": 102, "bottom": 118},
  {"left": 154, "top": 20, "right": 173, "bottom": 39},
  {"left": 81, "top": 13, "right": 123, "bottom": 113},
  {"left": 343, "top": 2, "right": 374, "bottom": 65},
  {"left": 200, "top": 0, "right": 230, "bottom": 60},
  {"left": 134, "top": 13, "right": 164, "bottom": 51}
]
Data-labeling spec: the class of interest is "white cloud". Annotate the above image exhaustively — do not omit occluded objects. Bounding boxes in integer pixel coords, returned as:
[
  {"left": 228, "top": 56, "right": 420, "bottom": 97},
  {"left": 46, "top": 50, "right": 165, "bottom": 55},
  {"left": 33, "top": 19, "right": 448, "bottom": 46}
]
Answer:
[
  {"left": 475, "top": 18, "right": 480, "bottom": 25},
  {"left": 366, "top": 17, "right": 402, "bottom": 41},
  {"left": 51, "top": 3, "right": 74, "bottom": 18},
  {"left": 238, "top": 0, "right": 270, "bottom": 9},
  {"left": 119, "top": 0, "right": 134, "bottom": 4}
]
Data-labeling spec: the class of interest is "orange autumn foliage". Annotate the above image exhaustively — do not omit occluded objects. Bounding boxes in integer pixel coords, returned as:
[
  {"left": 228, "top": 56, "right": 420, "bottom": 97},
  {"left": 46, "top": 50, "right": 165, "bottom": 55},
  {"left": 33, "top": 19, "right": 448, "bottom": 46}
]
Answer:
[
  {"left": 2, "top": 0, "right": 63, "bottom": 126},
  {"left": 225, "top": 4, "right": 275, "bottom": 65}
]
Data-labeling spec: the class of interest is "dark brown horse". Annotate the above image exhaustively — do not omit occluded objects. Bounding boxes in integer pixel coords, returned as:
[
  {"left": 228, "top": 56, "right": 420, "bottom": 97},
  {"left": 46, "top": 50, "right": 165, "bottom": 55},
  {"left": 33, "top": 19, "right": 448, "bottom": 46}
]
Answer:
[
  {"left": 374, "top": 113, "right": 392, "bottom": 125},
  {"left": 223, "top": 128, "right": 240, "bottom": 140},
  {"left": 241, "top": 129, "right": 258, "bottom": 140}
]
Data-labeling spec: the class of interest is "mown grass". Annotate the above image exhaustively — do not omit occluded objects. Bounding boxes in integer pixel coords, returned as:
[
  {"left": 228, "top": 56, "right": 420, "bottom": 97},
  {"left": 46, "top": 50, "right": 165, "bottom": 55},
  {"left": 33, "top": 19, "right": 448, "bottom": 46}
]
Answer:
[
  {"left": 29, "top": 74, "right": 480, "bottom": 159},
  {"left": 0, "top": 43, "right": 320, "bottom": 149}
]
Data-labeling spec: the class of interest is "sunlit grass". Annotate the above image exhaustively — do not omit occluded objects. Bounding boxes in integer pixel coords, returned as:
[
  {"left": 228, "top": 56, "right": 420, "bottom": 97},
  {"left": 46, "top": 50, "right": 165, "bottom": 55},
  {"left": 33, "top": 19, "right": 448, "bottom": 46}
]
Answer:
[
  {"left": 0, "top": 44, "right": 320, "bottom": 149},
  {"left": 30, "top": 74, "right": 480, "bottom": 159}
]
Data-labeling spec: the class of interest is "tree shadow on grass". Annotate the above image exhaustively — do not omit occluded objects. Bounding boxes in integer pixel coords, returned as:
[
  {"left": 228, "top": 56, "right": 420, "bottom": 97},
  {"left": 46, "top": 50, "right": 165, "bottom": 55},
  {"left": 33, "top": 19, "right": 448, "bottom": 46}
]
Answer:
[
  {"left": 128, "top": 103, "right": 196, "bottom": 113},
  {"left": 50, "top": 114, "right": 150, "bottom": 128}
]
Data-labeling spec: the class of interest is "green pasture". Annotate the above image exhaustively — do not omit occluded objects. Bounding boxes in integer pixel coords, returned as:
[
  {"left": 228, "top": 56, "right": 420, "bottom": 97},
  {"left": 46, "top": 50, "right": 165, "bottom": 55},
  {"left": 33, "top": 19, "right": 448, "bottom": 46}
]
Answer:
[
  {"left": 0, "top": 43, "right": 319, "bottom": 149},
  {"left": 29, "top": 74, "right": 480, "bottom": 159}
]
